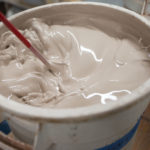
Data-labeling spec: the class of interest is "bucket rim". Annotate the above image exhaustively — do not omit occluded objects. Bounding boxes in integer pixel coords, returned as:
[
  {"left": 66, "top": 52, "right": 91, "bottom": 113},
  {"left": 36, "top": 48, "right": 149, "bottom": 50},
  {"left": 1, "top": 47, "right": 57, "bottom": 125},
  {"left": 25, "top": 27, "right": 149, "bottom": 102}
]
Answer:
[{"left": 0, "top": 2, "right": 150, "bottom": 122}]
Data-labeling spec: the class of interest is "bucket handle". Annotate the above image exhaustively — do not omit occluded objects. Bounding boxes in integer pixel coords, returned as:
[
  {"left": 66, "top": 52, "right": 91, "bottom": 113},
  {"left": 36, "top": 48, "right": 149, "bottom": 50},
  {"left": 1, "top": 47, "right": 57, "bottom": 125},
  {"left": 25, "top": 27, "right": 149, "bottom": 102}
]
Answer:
[{"left": 0, "top": 131, "right": 32, "bottom": 150}]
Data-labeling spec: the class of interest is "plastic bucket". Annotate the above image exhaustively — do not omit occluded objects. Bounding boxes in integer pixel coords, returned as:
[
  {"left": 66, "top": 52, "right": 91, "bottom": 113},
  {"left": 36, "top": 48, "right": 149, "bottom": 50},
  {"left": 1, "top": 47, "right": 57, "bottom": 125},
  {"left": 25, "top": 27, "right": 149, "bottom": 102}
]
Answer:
[{"left": 0, "top": 2, "right": 150, "bottom": 150}]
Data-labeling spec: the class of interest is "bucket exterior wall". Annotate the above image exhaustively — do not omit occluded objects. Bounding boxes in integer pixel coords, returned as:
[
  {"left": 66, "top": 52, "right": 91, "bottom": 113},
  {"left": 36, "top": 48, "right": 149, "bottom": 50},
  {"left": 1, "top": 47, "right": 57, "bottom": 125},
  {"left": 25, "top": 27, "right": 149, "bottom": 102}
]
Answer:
[{"left": 5, "top": 97, "right": 149, "bottom": 150}]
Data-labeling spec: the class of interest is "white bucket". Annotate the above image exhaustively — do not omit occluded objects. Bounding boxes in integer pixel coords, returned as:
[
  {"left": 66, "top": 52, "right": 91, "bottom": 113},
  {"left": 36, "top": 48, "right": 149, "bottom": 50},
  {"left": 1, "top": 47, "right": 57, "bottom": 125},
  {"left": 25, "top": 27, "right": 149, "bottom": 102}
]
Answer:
[{"left": 0, "top": 2, "right": 150, "bottom": 150}]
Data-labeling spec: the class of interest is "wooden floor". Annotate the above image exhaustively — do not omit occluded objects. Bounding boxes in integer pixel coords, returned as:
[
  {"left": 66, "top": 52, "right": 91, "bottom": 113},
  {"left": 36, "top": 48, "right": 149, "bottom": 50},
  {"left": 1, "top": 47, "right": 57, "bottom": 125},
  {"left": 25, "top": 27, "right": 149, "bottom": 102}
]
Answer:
[{"left": 132, "top": 104, "right": 150, "bottom": 150}]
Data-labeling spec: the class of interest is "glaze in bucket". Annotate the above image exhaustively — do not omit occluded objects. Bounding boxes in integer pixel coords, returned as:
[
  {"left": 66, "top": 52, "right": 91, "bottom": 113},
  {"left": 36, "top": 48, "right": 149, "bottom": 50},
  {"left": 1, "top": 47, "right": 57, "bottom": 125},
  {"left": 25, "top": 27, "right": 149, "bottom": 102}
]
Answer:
[{"left": 0, "top": 2, "right": 150, "bottom": 150}]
